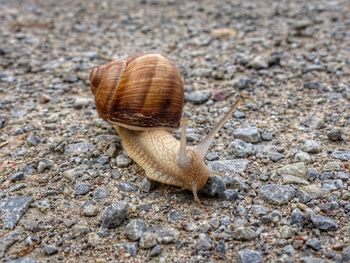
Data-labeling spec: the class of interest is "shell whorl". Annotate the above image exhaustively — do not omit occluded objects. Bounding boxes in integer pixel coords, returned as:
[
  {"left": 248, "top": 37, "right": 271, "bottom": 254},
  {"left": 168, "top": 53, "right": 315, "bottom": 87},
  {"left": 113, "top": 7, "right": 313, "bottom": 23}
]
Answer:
[{"left": 90, "top": 54, "right": 184, "bottom": 130}]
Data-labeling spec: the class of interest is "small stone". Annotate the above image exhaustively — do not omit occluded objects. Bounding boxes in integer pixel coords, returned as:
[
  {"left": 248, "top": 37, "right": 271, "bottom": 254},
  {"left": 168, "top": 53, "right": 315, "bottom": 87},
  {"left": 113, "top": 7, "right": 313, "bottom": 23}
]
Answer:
[
  {"left": 0, "top": 231, "right": 20, "bottom": 257},
  {"left": 116, "top": 154, "right": 132, "bottom": 168},
  {"left": 282, "top": 175, "right": 309, "bottom": 185},
  {"left": 208, "top": 159, "right": 249, "bottom": 174},
  {"left": 277, "top": 162, "right": 307, "bottom": 178},
  {"left": 37, "top": 160, "right": 52, "bottom": 173},
  {"left": 96, "top": 155, "right": 109, "bottom": 165},
  {"left": 228, "top": 139, "right": 255, "bottom": 158},
  {"left": 44, "top": 245, "right": 58, "bottom": 255},
  {"left": 311, "top": 215, "right": 338, "bottom": 231},
  {"left": 93, "top": 187, "right": 109, "bottom": 199},
  {"left": 6, "top": 257, "right": 39, "bottom": 263},
  {"left": 303, "top": 140, "right": 322, "bottom": 154},
  {"left": 73, "top": 97, "right": 91, "bottom": 108},
  {"left": 185, "top": 91, "right": 210, "bottom": 104},
  {"left": 118, "top": 182, "right": 138, "bottom": 192},
  {"left": 342, "top": 247, "right": 350, "bottom": 262},
  {"left": 233, "top": 127, "right": 261, "bottom": 143},
  {"left": 290, "top": 208, "right": 306, "bottom": 227},
  {"left": 149, "top": 244, "right": 162, "bottom": 257},
  {"left": 101, "top": 202, "right": 128, "bottom": 228},
  {"left": 233, "top": 111, "right": 245, "bottom": 119},
  {"left": 259, "top": 184, "right": 296, "bottom": 205},
  {"left": 64, "top": 142, "right": 95, "bottom": 155},
  {"left": 220, "top": 189, "right": 239, "bottom": 201},
  {"left": 261, "top": 131, "right": 273, "bottom": 141},
  {"left": 195, "top": 234, "right": 212, "bottom": 251},
  {"left": 63, "top": 168, "right": 84, "bottom": 181},
  {"left": 0, "top": 196, "right": 33, "bottom": 229},
  {"left": 26, "top": 134, "right": 41, "bottom": 146},
  {"left": 124, "top": 242, "right": 138, "bottom": 257},
  {"left": 205, "top": 152, "right": 219, "bottom": 161},
  {"left": 300, "top": 184, "right": 324, "bottom": 199},
  {"left": 10, "top": 172, "right": 25, "bottom": 182},
  {"left": 216, "top": 240, "right": 227, "bottom": 259},
  {"left": 294, "top": 152, "right": 311, "bottom": 162},
  {"left": 139, "top": 232, "right": 157, "bottom": 249},
  {"left": 306, "top": 239, "right": 322, "bottom": 251},
  {"left": 232, "top": 227, "right": 257, "bottom": 241},
  {"left": 151, "top": 226, "right": 180, "bottom": 244},
  {"left": 251, "top": 205, "right": 269, "bottom": 218},
  {"left": 200, "top": 176, "right": 226, "bottom": 196},
  {"left": 237, "top": 249, "right": 263, "bottom": 263},
  {"left": 249, "top": 55, "right": 269, "bottom": 70},
  {"left": 87, "top": 232, "right": 102, "bottom": 247},
  {"left": 125, "top": 219, "right": 146, "bottom": 241},
  {"left": 331, "top": 151, "right": 350, "bottom": 161},
  {"left": 327, "top": 129, "right": 343, "bottom": 141},
  {"left": 140, "top": 178, "right": 158, "bottom": 192},
  {"left": 74, "top": 183, "right": 91, "bottom": 196},
  {"left": 269, "top": 152, "right": 285, "bottom": 162},
  {"left": 82, "top": 202, "right": 99, "bottom": 217},
  {"left": 300, "top": 256, "right": 326, "bottom": 263},
  {"left": 323, "top": 161, "right": 341, "bottom": 172},
  {"left": 168, "top": 210, "right": 183, "bottom": 223}
]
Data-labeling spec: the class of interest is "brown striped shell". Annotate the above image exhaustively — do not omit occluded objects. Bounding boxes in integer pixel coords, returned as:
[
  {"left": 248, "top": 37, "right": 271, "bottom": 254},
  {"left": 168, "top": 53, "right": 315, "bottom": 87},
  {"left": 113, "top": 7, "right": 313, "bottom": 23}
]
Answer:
[{"left": 90, "top": 54, "right": 184, "bottom": 130}]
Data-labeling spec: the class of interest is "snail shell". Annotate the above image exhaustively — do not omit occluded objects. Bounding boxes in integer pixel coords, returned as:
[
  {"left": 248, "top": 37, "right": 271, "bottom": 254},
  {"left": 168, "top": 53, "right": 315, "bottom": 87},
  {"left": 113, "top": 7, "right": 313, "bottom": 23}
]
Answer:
[{"left": 90, "top": 54, "right": 184, "bottom": 130}]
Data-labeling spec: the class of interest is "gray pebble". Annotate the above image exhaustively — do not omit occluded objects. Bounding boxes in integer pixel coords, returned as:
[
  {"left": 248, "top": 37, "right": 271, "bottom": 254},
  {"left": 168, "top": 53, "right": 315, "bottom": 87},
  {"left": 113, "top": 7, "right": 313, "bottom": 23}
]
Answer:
[
  {"left": 261, "top": 131, "right": 273, "bottom": 141},
  {"left": 220, "top": 189, "right": 239, "bottom": 201},
  {"left": 310, "top": 215, "right": 338, "bottom": 231},
  {"left": 185, "top": 90, "right": 210, "bottom": 104},
  {"left": 118, "top": 182, "right": 138, "bottom": 192},
  {"left": 195, "top": 234, "right": 212, "bottom": 251},
  {"left": 249, "top": 55, "right": 269, "bottom": 70},
  {"left": 205, "top": 152, "right": 219, "bottom": 161},
  {"left": 228, "top": 139, "right": 255, "bottom": 158},
  {"left": 168, "top": 210, "right": 183, "bottom": 223},
  {"left": 200, "top": 176, "right": 226, "bottom": 196},
  {"left": 342, "top": 247, "right": 350, "bottom": 262},
  {"left": 26, "top": 134, "right": 41, "bottom": 146},
  {"left": 64, "top": 142, "right": 95, "bottom": 155},
  {"left": 0, "top": 196, "right": 33, "bottom": 229},
  {"left": 43, "top": 245, "right": 58, "bottom": 255},
  {"left": 233, "top": 110, "right": 246, "bottom": 119},
  {"left": 327, "top": 129, "right": 343, "bottom": 141},
  {"left": 232, "top": 227, "right": 257, "bottom": 241},
  {"left": 208, "top": 159, "right": 249, "bottom": 174},
  {"left": 306, "top": 239, "right": 322, "bottom": 251},
  {"left": 294, "top": 152, "right": 311, "bottom": 162},
  {"left": 125, "top": 219, "right": 146, "bottom": 241},
  {"left": 139, "top": 232, "right": 157, "bottom": 249},
  {"left": 331, "top": 151, "right": 350, "bottom": 161},
  {"left": 10, "top": 172, "right": 25, "bottom": 182},
  {"left": 82, "top": 202, "right": 99, "bottom": 217},
  {"left": 6, "top": 257, "right": 39, "bottom": 263},
  {"left": 259, "top": 184, "right": 296, "bottom": 205},
  {"left": 116, "top": 154, "right": 132, "bottom": 168},
  {"left": 101, "top": 202, "right": 128, "bottom": 228},
  {"left": 290, "top": 208, "right": 306, "bottom": 227},
  {"left": 233, "top": 127, "right": 261, "bottom": 143},
  {"left": 149, "top": 244, "right": 162, "bottom": 257},
  {"left": 0, "top": 231, "right": 20, "bottom": 257},
  {"left": 237, "top": 249, "right": 263, "bottom": 263},
  {"left": 74, "top": 183, "right": 91, "bottom": 196},
  {"left": 140, "top": 178, "right": 158, "bottom": 192},
  {"left": 251, "top": 205, "right": 269, "bottom": 218},
  {"left": 93, "top": 187, "right": 109, "bottom": 199},
  {"left": 124, "top": 242, "right": 138, "bottom": 257},
  {"left": 37, "top": 160, "right": 52, "bottom": 173},
  {"left": 149, "top": 226, "right": 180, "bottom": 244},
  {"left": 303, "top": 140, "right": 322, "bottom": 154}
]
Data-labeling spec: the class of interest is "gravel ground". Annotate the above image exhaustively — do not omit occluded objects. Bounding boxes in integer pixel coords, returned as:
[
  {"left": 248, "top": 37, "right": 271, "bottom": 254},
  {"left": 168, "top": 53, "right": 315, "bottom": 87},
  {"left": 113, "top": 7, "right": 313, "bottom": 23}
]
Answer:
[{"left": 1, "top": 0, "right": 350, "bottom": 262}]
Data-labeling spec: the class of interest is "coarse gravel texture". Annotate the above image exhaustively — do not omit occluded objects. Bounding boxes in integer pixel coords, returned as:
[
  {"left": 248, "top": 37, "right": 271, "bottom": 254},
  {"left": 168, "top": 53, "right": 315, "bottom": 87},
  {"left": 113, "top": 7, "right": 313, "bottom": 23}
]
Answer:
[{"left": 0, "top": 0, "right": 350, "bottom": 262}]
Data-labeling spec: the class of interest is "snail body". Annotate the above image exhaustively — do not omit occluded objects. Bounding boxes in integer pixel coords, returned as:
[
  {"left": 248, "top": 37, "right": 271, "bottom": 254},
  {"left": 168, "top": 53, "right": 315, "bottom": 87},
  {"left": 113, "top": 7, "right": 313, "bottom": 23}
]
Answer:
[{"left": 90, "top": 54, "right": 239, "bottom": 202}]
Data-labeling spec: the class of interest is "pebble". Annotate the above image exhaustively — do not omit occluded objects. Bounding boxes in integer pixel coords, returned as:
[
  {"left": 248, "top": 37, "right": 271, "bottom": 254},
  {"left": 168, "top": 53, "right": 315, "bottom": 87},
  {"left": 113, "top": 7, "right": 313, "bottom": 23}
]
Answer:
[
  {"left": 82, "top": 202, "right": 99, "bottom": 217},
  {"left": 279, "top": 225, "right": 295, "bottom": 239},
  {"left": 249, "top": 55, "right": 269, "bottom": 69},
  {"left": 310, "top": 215, "right": 339, "bottom": 231},
  {"left": 125, "top": 219, "right": 146, "bottom": 241},
  {"left": 200, "top": 176, "right": 226, "bottom": 196},
  {"left": 342, "top": 247, "right": 350, "bottom": 262},
  {"left": 74, "top": 183, "right": 91, "bottom": 196},
  {"left": 306, "top": 239, "right": 322, "bottom": 251},
  {"left": 140, "top": 177, "right": 158, "bottom": 192},
  {"left": 300, "top": 184, "right": 324, "bottom": 199},
  {"left": 116, "top": 154, "right": 132, "bottom": 168},
  {"left": 323, "top": 161, "right": 341, "bottom": 172},
  {"left": 124, "top": 242, "right": 138, "bottom": 257},
  {"left": 149, "top": 244, "right": 162, "bottom": 257},
  {"left": 236, "top": 249, "right": 263, "bottom": 263},
  {"left": 37, "top": 160, "right": 52, "bottom": 173},
  {"left": 261, "top": 131, "right": 273, "bottom": 141},
  {"left": 168, "top": 210, "right": 183, "bottom": 223},
  {"left": 233, "top": 110, "right": 246, "bottom": 119},
  {"left": 290, "top": 208, "right": 306, "bottom": 227},
  {"left": 228, "top": 139, "right": 255, "bottom": 158},
  {"left": 232, "top": 227, "right": 257, "bottom": 241},
  {"left": 6, "top": 257, "right": 39, "bottom": 263},
  {"left": 327, "top": 129, "right": 343, "bottom": 141},
  {"left": 233, "top": 127, "right": 261, "bottom": 143},
  {"left": 282, "top": 175, "right": 309, "bottom": 185},
  {"left": 139, "top": 232, "right": 157, "bottom": 249},
  {"left": 10, "top": 172, "right": 25, "bottom": 182},
  {"left": 205, "top": 152, "right": 219, "bottom": 161},
  {"left": 220, "top": 189, "right": 239, "bottom": 201},
  {"left": 93, "top": 187, "right": 109, "bottom": 199},
  {"left": 0, "top": 196, "right": 33, "bottom": 229},
  {"left": 251, "top": 205, "right": 269, "bottom": 218},
  {"left": 118, "top": 182, "right": 138, "bottom": 192},
  {"left": 303, "top": 140, "right": 322, "bottom": 154},
  {"left": 0, "top": 231, "right": 20, "bottom": 257},
  {"left": 277, "top": 162, "right": 307, "bottom": 178},
  {"left": 64, "top": 141, "right": 95, "bottom": 155},
  {"left": 195, "top": 234, "right": 212, "bottom": 251},
  {"left": 208, "top": 159, "right": 249, "bottom": 174},
  {"left": 331, "top": 151, "right": 350, "bottom": 161},
  {"left": 26, "top": 134, "right": 41, "bottom": 146},
  {"left": 294, "top": 152, "right": 312, "bottom": 162},
  {"left": 259, "top": 184, "right": 296, "bottom": 205},
  {"left": 44, "top": 245, "right": 59, "bottom": 255},
  {"left": 185, "top": 91, "right": 210, "bottom": 104},
  {"left": 101, "top": 202, "right": 128, "bottom": 228}
]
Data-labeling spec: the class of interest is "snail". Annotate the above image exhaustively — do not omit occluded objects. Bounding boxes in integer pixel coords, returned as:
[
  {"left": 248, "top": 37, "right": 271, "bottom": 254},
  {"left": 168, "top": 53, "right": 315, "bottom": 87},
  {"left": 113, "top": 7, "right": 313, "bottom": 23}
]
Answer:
[{"left": 90, "top": 54, "right": 239, "bottom": 203}]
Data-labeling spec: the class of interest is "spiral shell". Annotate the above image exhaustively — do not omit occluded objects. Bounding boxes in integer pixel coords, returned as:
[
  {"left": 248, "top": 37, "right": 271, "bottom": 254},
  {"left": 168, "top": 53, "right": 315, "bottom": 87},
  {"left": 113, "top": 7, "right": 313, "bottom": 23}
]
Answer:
[{"left": 90, "top": 54, "right": 184, "bottom": 130}]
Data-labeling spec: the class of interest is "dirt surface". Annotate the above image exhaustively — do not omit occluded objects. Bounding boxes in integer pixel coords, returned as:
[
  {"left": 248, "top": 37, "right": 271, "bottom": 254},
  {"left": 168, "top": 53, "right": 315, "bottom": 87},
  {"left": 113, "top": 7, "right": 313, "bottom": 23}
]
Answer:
[{"left": 1, "top": 0, "right": 350, "bottom": 262}]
